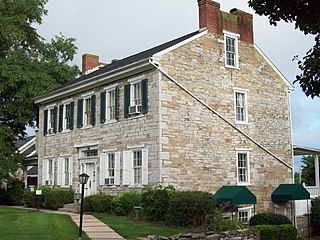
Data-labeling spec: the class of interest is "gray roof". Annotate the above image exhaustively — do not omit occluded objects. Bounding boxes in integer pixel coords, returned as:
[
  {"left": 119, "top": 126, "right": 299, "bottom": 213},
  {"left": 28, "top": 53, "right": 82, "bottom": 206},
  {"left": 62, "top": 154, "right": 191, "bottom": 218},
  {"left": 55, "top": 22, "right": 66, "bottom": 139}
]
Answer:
[{"left": 48, "top": 30, "right": 202, "bottom": 92}]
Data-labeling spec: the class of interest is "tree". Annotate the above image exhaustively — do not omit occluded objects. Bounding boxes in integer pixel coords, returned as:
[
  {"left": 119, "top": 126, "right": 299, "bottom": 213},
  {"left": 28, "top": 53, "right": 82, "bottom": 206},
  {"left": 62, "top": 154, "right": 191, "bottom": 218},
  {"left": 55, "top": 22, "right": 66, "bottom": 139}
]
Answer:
[
  {"left": 0, "top": 0, "right": 80, "bottom": 182},
  {"left": 248, "top": 0, "right": 320, "bottom": 98},
  {"left": 301, "top": 155, "right": 315, "bottom": 186}
]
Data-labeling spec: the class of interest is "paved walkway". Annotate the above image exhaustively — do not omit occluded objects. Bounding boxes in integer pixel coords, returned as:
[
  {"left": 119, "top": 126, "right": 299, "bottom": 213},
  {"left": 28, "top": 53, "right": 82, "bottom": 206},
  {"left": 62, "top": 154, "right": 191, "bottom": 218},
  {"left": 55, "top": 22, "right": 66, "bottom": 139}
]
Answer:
[{"left": 11, "top": 207, "right": 125, "bottom": 240}]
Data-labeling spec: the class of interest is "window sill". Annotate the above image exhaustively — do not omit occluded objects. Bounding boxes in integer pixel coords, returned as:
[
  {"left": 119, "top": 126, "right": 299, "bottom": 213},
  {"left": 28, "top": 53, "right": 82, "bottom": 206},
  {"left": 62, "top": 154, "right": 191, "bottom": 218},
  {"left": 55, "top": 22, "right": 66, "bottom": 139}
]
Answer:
[
  {"left": 61, "top": 129, "right": 72, "bottom": 134},
  {"left": 128, "top": 113, "right": 148, "bottom": 120},
  {"left": 81, "top": 125, "right": 93, "bottom": 130},
  {"left": 225, "top": 65, "right": 240, "bottom": 70},
  {"left": 237, "top": 182, "right": 252, "bottom": 186},
  {"left": 235, "top": 121, "right": 249, "bottom": 125},
  {"left": 103, "top": 119, "right": 117, "bottom": 125}
]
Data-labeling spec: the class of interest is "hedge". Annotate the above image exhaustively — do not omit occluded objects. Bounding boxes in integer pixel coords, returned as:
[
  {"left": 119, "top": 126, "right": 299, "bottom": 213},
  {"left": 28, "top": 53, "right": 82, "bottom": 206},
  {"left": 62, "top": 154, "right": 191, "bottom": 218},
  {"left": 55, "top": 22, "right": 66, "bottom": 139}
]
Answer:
[
  {"left": 39, "top": 187, "right": 74, "bottom": 210},
  {"left": 249, "top": 212, "right": 292, "bottom": 226},
  {"left": 166, "top": 191, "right": 216, "bottom": 227},
  {"left": 84, "top": 194, "right": 114, "bottom": 213},
  {"left": 254, "top": 224, "right": 297, "bottom": 240},
  {"left": 311, "top": 198, "right": 320, "bottom": 235},
  {"left": 111, "top": 191, "right": 142, "bottom": 216}
]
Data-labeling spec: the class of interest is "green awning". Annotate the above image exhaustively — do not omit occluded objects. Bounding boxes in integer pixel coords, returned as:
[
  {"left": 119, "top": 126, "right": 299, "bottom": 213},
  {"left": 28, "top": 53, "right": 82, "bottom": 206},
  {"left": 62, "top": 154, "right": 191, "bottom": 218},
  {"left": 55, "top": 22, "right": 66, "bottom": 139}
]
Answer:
[
  {"left": 214, "top": 186, "right": 257, "bottom": 205},
  {"left": 272, "top": 184, "right": 310, "bottom": 201}
]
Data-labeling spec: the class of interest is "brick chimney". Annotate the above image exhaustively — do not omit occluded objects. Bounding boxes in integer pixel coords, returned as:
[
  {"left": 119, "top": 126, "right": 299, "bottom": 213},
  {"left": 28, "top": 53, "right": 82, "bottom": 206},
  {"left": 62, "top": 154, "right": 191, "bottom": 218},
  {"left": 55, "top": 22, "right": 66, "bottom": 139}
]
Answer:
[
  {"left": 197, "top": 0, "right": 254, "bottom": 44},
  {"left": 82, "top": 54, "right": 99, "bottom": 75}
]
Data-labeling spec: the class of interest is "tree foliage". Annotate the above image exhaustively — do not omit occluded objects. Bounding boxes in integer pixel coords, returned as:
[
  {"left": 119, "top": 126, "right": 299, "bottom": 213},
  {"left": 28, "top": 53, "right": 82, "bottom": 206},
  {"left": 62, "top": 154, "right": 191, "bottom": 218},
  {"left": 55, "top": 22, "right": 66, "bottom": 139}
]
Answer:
[
  {"left": 0, "top": 0, "right": 79, "bottom": 182},
  {"left": 301, "top": 155, "right": 316, "bottom": 186},
  {"left": 248, "top": 0, "right": 320, "bottom": 98}
]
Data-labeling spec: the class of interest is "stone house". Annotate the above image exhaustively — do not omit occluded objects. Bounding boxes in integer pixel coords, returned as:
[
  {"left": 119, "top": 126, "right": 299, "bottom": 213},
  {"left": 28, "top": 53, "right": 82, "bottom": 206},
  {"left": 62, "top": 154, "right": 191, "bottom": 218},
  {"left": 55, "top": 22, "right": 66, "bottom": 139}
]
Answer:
[{"left": 35, "top": 0, "right": 294, "bottom": 222}]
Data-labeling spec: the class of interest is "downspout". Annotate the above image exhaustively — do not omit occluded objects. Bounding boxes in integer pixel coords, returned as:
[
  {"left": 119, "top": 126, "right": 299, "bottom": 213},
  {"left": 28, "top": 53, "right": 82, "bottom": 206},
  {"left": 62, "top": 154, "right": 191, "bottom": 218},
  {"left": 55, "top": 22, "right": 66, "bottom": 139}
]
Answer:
[
  {"left": 149, "top": 58, "right": 292, "bottom": 169},
  {"left": 288, "top": 91, "right": 295, "bottom": 183}
]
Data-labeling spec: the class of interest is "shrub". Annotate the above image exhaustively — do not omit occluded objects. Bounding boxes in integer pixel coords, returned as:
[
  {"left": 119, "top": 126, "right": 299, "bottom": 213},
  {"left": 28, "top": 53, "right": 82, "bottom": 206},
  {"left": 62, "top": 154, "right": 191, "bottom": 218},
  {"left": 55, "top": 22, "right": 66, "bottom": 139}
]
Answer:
[
  {"left": 111, "top": 191, "right": 142, "bottom": 216},
  {"left": 249, "top": 212, "right": 292, "bottom": 226},
  {"left": 141, "top": 186, "right": 172, "bottom": 221},
  {"left": 166, "top": 191, "right": 216, "bottom": 227},
  {"left": 206, "top": 208, "right": 245, "bottom": 231},
  {"left": 83, "top": 194, "right": 113, "bottom": 213},
  {"left": 311, "top": 198, "right": 320, "bottom": 235},
  {"left": 254, "top": 224, "right": 297, "bottom": 240},
  {"left": 40, "top": 187, "right": 74, "bottom": 210},
  {"left": 5, "top": 179, "right": 25, "bottom": 205}
]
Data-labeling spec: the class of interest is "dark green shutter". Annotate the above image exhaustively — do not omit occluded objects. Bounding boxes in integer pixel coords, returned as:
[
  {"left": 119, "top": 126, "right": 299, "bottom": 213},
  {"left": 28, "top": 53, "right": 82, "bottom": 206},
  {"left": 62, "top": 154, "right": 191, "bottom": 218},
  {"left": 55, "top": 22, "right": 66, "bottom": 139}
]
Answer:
[
  {"left": 124, "top": 84, "right": 130, "bottom": 118},
  {"left": 53, "top": 107, "right": 57, "bottom": 133},
  {"left": 100, "top": 91, "right": 106, "bottom": 123},
  {"left": 70, "top": 102, "right": 74, "bottom": 130},
  {"left": 141, "top": 79, "right": 148, "bottom": 114},
  {"left": 58, "top": 105, "right": 63, "bottom": 132},
  {"left": 77, "top": 99, "right": 83, "bottom": 128},
  {"left": 115, "top": 86, "right": 119, "bottom": 120},
  {"left": 43, "top": 109, "right": 48, "bottom": 136},
  {"left": 91, "top": 95, "right": 96, "bottom": 126}
]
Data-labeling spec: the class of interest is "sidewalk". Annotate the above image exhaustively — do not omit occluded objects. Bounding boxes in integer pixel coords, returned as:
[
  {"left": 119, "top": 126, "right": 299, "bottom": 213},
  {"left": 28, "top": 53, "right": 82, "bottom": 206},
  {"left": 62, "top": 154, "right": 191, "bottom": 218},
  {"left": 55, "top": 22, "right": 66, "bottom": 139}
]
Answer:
[{"left": 12, "top": 206, "right": 125, "bottom": 240}]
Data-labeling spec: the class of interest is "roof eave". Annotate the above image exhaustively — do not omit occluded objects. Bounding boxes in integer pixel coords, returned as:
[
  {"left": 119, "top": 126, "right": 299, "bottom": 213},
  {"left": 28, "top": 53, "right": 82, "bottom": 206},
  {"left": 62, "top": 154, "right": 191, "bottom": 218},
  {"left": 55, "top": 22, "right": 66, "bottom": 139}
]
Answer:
[{"left": 35, "top": 58, "right": 154, "bottom": 105}]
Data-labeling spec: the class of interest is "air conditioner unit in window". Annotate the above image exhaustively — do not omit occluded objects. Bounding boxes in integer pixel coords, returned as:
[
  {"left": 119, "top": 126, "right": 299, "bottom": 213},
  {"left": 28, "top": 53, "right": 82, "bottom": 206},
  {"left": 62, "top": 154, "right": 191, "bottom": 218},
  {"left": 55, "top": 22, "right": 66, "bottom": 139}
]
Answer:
[
  {"left": 105, "top": 178, "right": 114, "bottom": 186},
  {"left": 129, "top": 105, "right": 141, "bottom": 115},
  {"left": 45, "top": 180, "right": 52, "bottom": 185},
  {"left": 48, "top": 128, "right": 54, "bottom": 134}
]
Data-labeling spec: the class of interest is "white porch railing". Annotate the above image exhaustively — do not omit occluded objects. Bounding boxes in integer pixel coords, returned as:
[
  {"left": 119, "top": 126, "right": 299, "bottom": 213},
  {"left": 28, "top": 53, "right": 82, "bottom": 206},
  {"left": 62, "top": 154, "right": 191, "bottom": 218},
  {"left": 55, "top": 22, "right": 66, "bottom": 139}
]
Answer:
[{"left": 304, "top": 185, "right": 319, "bottom": 198}]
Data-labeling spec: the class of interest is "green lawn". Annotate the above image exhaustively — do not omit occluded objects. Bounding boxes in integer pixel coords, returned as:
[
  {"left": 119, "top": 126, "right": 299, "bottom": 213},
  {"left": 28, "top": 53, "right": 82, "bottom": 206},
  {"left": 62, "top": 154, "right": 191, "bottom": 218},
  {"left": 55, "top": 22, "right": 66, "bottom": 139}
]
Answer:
[
  {"left": 95, "top": 213, "right": 187, "bottom": 240},
  {"left": 0, "top": 206, "right": 90, "bottom": 240}
]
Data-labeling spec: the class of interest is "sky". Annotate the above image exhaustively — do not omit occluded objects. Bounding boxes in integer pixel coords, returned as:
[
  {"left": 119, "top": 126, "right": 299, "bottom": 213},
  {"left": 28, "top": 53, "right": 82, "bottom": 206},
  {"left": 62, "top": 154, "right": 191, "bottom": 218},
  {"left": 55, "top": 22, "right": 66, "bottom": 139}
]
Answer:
[{"left": 33, "top": 0, "right": 319, "bottom": 171}]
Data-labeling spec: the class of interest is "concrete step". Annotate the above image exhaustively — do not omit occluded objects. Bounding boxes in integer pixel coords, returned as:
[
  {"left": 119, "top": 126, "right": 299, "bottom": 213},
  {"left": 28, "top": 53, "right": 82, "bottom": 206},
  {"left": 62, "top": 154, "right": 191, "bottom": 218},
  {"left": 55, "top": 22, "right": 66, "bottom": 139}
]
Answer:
[{"left": 58, "top": 203, "right": 79, "bottom": 213}]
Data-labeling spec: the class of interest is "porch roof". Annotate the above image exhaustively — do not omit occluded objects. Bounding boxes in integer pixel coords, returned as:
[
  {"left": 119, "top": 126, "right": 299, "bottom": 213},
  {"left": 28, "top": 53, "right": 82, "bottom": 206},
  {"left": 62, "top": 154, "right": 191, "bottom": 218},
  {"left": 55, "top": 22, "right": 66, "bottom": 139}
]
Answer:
[{"left": 293, "top": 145, "right": 320, "bottom": 156}]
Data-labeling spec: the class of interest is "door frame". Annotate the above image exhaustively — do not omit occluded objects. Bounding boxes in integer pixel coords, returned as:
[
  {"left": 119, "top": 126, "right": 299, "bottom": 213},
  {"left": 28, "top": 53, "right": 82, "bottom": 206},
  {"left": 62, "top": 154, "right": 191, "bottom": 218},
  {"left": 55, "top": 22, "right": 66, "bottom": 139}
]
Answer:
[{"left": 79, "top": 159, "right": 97, "bottom": 197}]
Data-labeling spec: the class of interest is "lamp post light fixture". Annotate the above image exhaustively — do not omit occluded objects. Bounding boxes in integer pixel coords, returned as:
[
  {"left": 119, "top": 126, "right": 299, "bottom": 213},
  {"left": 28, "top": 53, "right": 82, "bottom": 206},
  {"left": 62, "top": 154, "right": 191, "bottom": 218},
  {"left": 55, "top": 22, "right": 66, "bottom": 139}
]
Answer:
[{"left": 79, "top": 173, "right": 89, "bottom": 240}]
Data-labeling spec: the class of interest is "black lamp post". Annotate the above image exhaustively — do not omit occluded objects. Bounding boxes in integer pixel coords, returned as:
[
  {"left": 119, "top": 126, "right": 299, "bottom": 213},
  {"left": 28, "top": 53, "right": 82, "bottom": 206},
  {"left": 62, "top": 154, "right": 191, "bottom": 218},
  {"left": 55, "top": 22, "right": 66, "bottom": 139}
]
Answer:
[{"left": 79, "top": 173, "right": 89, "bottom": 240}]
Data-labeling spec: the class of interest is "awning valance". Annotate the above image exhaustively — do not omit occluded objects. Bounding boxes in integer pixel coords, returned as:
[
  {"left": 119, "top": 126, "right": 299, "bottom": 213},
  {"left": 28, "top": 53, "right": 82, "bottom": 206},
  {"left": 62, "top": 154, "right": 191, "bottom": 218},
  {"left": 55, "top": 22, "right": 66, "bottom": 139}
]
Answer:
[
  {"left": 214, "top": 186, "right": 257, "bottom": 205},
  {"left": 271, "top": 184, "right": 310, "bottom": 201}
]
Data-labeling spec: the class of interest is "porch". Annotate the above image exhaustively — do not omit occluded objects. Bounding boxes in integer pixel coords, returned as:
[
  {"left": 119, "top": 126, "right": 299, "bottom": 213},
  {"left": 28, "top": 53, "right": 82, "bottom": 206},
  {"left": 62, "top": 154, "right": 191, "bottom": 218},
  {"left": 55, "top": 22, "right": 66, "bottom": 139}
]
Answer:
[{"left": 294, "top": 145, "right": 320, "bottom": 198}]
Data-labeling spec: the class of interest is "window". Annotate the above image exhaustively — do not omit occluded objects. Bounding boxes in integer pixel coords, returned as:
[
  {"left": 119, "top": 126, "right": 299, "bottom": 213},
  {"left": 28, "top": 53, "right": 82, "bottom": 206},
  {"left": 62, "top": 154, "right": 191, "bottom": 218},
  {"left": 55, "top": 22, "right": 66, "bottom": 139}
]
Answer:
[
  {"left": 42, "top": 158, "right": 55, "bottom": 186},
  {"left": 224, "top": 31, "right": 239, "bottom": 68},
  {"left": 77, "top": 94, "right": 96, "bottom": 128},
  {"left": 43, "top": 106, "right": 57, "bottom": 135},
  {"left": 234, "top": 89, "right": 248, "bottom": 123},
  {"left": 237, "top": 150, "right": 250, "bottom": 185},
  {"left": 238, "top": 206, "right": 252, "bottom": 224},
  {"left": 100, "top": 85, "right": 118, "bottom": 123},
  {"left": 84, "top": 98, "right": 92, "bottom": 126},
  {"left": 123, "top": 148, "right": 148, "bottom": 186},
  {"left": 99, "top": 151, "right": 120, "bottom": 186},
  {"left": 58, "top": 101, "right": 74, "bottom": 132},
  {"left": 124, "top": 78, "right": 148, "bottom": 118},
  {"left": 57, "top": 156, "right": 73, "bottom": 186},
  {"left": 133, "top": 150, "right": 142, "bottom": 184}
]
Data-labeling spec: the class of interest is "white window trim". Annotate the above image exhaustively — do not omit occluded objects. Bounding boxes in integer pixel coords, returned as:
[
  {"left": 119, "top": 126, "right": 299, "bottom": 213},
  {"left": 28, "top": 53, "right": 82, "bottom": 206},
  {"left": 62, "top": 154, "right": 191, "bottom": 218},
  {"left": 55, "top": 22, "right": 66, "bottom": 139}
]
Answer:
[
  {"left": 103, "top": 84, "right": 118, "bottom": 123},
  {"left": 57, "top": 156, "right": 73, "bottom": 187},
  {"left": 61, "top": 98, "right": 73, "bottom": 104},
  {"left": 46, "top": 107, "right": 56, "bottom": 135},
  {"left": 238, "top": 205, "right": 253, "bottom": 224},
  {"left": 234, "top": 88, "right": 248, "bottom": 124},
  {"left": 83, "top": 95, "right": 93, "bottom": 127},
  {"left": 62, "top": 102, "right": 72, "bottom": 132},
  {"left": 42, "top": 158, "right": 55, "bottom": 186},
  {"left": 236, "top": 149, "right": 251, "bottom": 186},
  {"left": 223, "top": 30, "right": 239, "bottom": 69},
  {"left": 123, "top": 148, "right": 148, "bottom": 187},
  {"left": 99, "top": 152, "right": 120, "bottom": 187},
  {"left": 81, "top": 91, "right": 94, "bottom": 98}
]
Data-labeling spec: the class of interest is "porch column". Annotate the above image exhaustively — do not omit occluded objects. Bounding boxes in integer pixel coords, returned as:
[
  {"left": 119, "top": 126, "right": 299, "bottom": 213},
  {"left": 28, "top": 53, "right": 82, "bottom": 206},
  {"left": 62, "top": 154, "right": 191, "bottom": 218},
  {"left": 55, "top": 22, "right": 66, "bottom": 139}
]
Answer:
[
  {"left": 315, "top": 154, "right": 319, "bottom": 195},
  {"left": 23, "top": 165, "right": 28, "bottom": 188}
]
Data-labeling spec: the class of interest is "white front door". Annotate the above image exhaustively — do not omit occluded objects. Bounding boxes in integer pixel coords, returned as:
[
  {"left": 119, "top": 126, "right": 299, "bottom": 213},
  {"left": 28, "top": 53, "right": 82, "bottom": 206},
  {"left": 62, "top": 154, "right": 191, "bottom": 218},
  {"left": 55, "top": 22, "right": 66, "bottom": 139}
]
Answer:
[{"left": 80, "top": 162, "right": 96, "bottom": 197}]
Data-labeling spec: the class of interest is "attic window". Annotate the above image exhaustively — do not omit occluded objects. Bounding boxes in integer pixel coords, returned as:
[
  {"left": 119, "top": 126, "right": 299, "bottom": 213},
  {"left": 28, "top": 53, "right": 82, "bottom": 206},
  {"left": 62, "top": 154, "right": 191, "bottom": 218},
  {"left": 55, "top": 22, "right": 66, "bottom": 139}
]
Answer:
[{"left": 224, "top": 31, "right": 239, "bottom": 68}]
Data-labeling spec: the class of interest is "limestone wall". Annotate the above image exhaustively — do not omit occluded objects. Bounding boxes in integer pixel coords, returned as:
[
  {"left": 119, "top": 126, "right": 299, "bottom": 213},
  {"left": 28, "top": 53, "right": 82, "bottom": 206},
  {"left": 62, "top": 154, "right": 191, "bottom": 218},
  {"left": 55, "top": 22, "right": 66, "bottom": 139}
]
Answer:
[{"left": 158, "top": 32, "right": 293, "bottom": 212}]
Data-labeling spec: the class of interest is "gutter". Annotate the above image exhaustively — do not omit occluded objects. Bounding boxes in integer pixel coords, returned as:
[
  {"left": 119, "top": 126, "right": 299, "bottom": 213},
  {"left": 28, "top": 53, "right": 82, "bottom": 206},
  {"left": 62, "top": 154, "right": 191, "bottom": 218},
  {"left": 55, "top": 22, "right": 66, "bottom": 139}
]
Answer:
[{"left": 149, "top": 58, "right": 292, "bottom": 169}]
